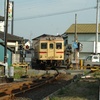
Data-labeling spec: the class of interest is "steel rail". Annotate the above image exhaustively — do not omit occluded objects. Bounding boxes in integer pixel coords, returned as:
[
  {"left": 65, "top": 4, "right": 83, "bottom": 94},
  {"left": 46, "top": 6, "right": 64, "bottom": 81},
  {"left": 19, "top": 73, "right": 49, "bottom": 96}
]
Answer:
[{"left": 0, "top": 72, "right": 59, "bottom": 100}]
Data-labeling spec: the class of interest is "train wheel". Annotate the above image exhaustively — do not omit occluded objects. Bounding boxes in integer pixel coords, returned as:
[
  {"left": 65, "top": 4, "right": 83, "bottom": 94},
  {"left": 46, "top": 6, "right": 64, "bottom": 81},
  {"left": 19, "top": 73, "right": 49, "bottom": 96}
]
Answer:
[
  {"left": 57, "top": 61, "right": 62, "bottom": 67},
  {"left": 39, "top": 62, "right": 46, "bottom": 70}
]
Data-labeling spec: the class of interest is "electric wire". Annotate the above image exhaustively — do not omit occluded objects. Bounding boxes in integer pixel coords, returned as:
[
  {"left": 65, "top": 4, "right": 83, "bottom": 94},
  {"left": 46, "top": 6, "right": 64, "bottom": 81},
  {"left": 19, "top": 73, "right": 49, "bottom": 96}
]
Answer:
[{"left": 14, "top": 6, "right": 96, "bottom": 21}]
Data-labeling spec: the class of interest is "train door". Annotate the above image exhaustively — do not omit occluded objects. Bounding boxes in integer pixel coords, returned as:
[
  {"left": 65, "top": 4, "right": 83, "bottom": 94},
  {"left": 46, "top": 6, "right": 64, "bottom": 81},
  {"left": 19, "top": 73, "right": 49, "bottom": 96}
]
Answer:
[
  {"left": 56, "top": 42, "right": 64, "bottom": 60},
  {"left": 48, "top": 42, "right": 54, "bottom": 58}
]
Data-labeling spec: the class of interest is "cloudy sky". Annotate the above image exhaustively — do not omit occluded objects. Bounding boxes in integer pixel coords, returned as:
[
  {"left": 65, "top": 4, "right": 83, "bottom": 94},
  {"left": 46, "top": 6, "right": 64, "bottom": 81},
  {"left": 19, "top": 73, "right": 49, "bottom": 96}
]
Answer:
[{"left": 0, "top": 0, "right": 97, "bottom": 40}]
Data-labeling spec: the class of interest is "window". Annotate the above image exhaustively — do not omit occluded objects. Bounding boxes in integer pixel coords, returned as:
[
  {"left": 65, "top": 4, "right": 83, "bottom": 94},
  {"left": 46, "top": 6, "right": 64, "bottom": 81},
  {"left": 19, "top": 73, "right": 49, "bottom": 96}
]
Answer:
[
  {"left": 41, "top": 43, "right": 47, "bottom": 49},
  {"left": 86, "top": 56, "right": 92, "bottom": 60},
  {"left": 49, "top": 43, "right": 53, "bottom": 49},
  {"left": 93, "top": 56, "right": 98, "bottom": 60},
  {"left": 56, "top": 43, "right": 62, "bottom": 49}
]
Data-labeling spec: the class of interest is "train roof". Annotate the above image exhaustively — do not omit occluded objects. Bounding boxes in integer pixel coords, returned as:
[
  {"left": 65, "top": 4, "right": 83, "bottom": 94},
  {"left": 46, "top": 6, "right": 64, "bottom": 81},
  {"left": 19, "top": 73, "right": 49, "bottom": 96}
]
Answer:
[
  {"left": 32, "top": 34, "right": 55, "bottom": 40},
  {"left": 39, "top": 35, "right": 64, "bottom": 41}
]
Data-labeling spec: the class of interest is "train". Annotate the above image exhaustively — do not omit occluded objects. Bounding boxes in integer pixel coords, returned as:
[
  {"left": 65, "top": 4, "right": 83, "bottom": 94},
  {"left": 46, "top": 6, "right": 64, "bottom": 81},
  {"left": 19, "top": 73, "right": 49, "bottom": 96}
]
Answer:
[{"left": 32, "top": 35, "right": 64, "bottom": 69}]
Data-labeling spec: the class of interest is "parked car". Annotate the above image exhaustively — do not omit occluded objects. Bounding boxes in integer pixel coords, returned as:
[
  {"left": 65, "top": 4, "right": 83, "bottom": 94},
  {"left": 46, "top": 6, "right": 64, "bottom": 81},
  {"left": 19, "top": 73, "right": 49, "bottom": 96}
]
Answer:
[{"left": 84, "top": 54, "right": 100, "bottom": 67}]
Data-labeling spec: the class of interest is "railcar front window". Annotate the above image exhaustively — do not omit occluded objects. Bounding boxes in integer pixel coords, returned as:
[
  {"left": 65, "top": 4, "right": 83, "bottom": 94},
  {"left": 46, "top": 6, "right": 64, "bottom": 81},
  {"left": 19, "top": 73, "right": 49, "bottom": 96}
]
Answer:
[
  {"left": 50, "top": 43, "right": 53, "bottom": 49},
  {"left": 56, "top": 43, "right": 62, "bottom": 49},
  {"left": 41, "top": 43, "right": 47, "bottom": 49}
]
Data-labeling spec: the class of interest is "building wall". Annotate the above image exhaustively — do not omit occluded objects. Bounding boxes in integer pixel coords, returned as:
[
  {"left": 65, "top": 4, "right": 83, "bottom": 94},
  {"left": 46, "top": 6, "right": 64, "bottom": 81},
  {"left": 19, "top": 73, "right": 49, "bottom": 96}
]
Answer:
[
  {"left": 12, "top": 53, "right": 20, "bottom": 63},
  {"left": 65, "top": 33, "right": 100, "bottom": 60},
  {"left": 68, "top": 34, "right": 100, "bottom": 44},
  {"left": 0, "top": 45, "right": 11, "bottom": 66},
  {"left": 0, "top": 21, "right": 4, "bottom": 32}
]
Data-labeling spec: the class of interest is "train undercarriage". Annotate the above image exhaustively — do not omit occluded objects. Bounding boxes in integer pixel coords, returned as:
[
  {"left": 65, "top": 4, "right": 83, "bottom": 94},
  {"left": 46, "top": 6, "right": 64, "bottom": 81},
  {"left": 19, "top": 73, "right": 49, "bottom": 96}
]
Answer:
[{"left": 31, "top": 59, "right": 62, "bottom": 70}]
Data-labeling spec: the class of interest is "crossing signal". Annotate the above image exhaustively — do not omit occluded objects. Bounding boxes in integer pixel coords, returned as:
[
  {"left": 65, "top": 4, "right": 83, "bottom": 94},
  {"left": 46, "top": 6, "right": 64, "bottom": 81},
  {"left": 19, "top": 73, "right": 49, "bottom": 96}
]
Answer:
[
  {"left": 24, "top": 45, "right": 30, "bottom": 50},
  {"left": 77, "top": 42, "right": 83, "bottom": 51},
  {"left": 19, "top": 45, "right": 23, "bottom": 50},
  {"left": 66, "top": 45, "right": 72, "bottom": 54},
  {"left": 77, "top": 42, "right": 80, "bottom": 51}
]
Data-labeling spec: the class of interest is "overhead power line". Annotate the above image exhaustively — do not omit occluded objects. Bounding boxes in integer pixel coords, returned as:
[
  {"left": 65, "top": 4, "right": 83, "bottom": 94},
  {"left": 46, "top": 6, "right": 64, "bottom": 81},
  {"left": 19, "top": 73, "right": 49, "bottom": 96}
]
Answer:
[{"left": 15, "top": 6, "right": 96, "bottom": 21}]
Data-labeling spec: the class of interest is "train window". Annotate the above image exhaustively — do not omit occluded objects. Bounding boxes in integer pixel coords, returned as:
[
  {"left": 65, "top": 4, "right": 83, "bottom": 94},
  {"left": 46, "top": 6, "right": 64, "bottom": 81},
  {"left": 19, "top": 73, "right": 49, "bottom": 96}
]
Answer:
[
  {"left": 41, "top": 43, "right": 47, "bottom": 49},
  {"left": 56, "top": 43, "right": 62, "bottom": 49},
  {"left": 49, "top": 43, "right": 53, "bottom": 49}
]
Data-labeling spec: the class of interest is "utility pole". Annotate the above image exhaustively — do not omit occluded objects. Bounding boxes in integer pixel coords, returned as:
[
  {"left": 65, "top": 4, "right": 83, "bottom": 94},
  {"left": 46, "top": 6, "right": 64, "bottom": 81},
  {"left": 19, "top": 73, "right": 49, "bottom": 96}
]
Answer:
[
  {"left": 11, "top": 1, "right": 14, "bottom": 64},
  {"left": 74, "top": 14, "right": 79, "bottom": 69},
  {"left": 95, "top": 0, "right": 99, "bottom": 54},
  {"left": 11, "top": 1, "right": 14, "bottom": 35},
  {"left": 75, "top": 14, "right": 77, "bottom": 43},
  {"left": 4, "top": 0, "right": 9, "bottom": 76}
]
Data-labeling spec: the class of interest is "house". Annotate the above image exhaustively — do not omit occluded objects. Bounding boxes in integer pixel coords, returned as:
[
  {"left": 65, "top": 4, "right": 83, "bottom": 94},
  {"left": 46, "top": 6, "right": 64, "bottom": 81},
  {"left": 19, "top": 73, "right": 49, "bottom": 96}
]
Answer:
[
  {"left": 0, "top": 31, "right": 23, "bottom": 65},
  {"left": 0, "top": 16, "right": 4, "bottom": 32},
  {"left": 63, "top": 24, "right": 100, "bottom": 59}
]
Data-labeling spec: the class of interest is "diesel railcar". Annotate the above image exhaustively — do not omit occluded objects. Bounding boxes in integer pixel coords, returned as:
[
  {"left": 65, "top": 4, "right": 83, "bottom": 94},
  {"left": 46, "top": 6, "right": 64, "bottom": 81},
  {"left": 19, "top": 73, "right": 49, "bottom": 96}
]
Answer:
[{"left": 32, "top": 35, "right": 64, "bottom": 69}]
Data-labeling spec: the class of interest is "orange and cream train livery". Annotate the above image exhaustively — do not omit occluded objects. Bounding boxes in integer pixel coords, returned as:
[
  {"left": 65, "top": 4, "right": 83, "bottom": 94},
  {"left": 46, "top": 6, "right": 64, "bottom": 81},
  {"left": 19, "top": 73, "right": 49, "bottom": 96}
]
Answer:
[{"left": 33, "top": 35, "right": 64, "bottom": 69}]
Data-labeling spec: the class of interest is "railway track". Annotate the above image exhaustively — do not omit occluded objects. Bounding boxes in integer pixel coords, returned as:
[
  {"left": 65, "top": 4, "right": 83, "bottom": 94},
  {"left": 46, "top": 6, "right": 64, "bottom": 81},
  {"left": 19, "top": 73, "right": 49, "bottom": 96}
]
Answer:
[
  {"left": 0, "top": 70, "right": 60, "bottom": 100},
  {"left": 43, "top": 69, "right": 100, "bottom": 100},
  {"left": 0, "top": 66, "right": 99, "bottom": 100}
]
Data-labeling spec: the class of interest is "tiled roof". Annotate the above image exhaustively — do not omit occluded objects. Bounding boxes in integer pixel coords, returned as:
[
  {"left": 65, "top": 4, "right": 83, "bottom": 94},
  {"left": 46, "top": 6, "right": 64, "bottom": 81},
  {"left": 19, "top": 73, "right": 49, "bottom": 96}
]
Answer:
[
  {"left": 65, "top": 24, "right": 100, "bottom": 34},
  {"left": 0, "top": 31, "right": 23, "bottom": 41}
]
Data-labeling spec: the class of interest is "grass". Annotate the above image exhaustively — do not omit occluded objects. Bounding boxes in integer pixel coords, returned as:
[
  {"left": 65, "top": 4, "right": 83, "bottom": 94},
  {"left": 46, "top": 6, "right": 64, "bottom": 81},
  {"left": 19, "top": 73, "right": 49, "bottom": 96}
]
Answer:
[
  {"left": 93, "top": 71, "right": 100, "bottom": 78},
  {"left": 0, "top": 66, "right": 4, "bottom": 76},
  {"left": 14, "top": 67, "right": 26, "bottom": 79},
  {"left": 50, "top": 78, "right": 99, "bottom": 100}
]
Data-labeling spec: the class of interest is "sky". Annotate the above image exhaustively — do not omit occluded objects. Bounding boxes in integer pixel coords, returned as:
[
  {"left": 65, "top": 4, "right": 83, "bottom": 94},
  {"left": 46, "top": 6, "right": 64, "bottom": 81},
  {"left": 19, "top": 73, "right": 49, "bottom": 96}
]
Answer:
[{"left": 0, "top": 0, "right": 98, "bottom": 40}]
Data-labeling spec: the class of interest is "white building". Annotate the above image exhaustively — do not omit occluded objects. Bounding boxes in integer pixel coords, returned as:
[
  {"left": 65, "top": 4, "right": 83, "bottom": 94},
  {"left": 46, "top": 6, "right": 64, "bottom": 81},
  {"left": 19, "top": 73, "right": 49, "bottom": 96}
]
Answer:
[
  {"left": 63, "top": 24, "right": 100, "bottom": 59},
  {"left": 0, "top": 21, "right": 4, "bottom": 32}
]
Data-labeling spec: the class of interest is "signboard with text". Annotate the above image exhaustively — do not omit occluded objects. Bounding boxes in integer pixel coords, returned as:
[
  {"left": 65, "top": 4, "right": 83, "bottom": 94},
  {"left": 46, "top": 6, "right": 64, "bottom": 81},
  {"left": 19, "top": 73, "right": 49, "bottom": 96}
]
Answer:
[{"left": 8, "top": 1, "right": 13, "bottom": 20}]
